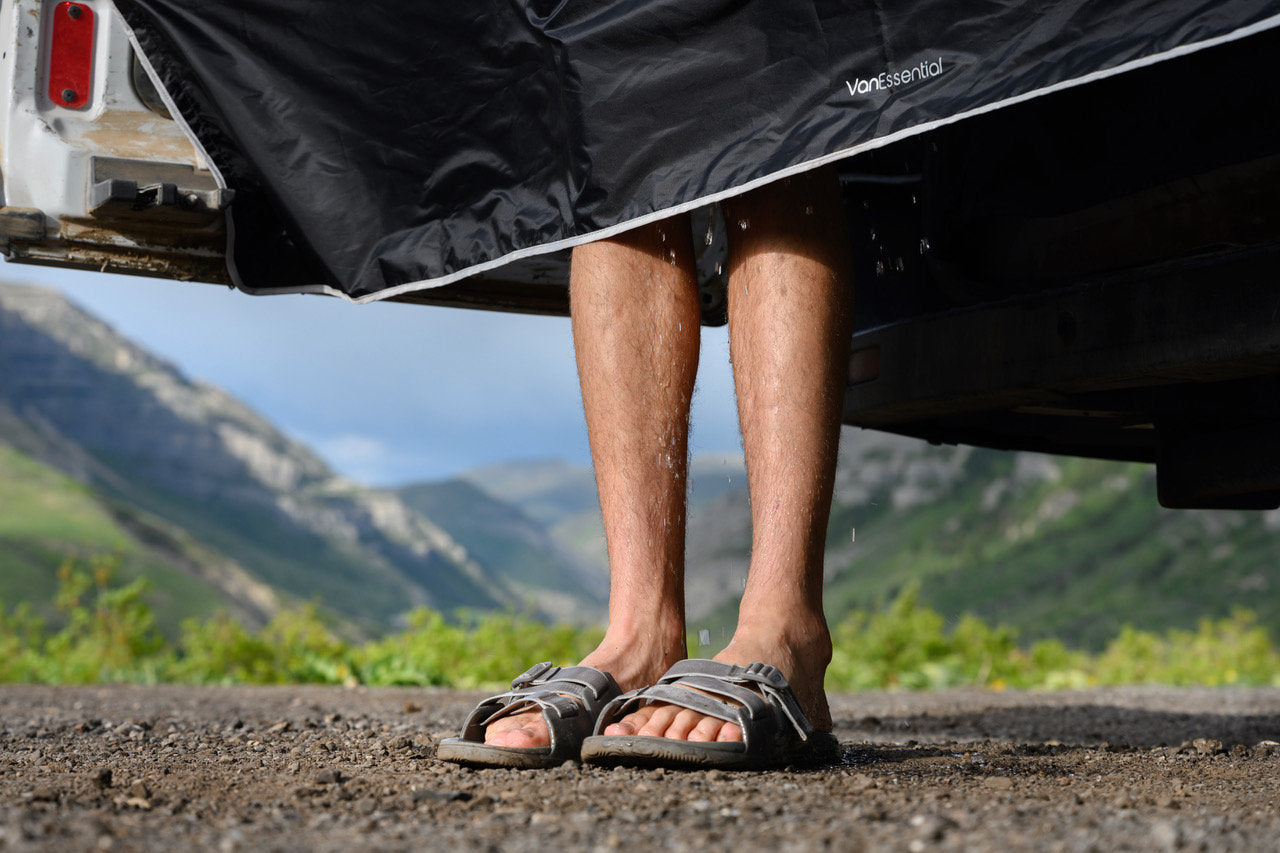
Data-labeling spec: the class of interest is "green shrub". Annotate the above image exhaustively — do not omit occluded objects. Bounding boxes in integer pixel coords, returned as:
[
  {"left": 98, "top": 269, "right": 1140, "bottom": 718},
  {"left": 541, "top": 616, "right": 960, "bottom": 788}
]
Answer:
[{"left": 2, "top": 557, "right": 1277, "bottom": 689}]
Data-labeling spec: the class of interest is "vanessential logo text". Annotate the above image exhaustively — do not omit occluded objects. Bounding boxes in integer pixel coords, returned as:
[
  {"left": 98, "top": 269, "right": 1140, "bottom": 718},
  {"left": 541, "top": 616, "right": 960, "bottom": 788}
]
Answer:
[{"left": 846, "top": 57, "right": 945, "bottom": 96}]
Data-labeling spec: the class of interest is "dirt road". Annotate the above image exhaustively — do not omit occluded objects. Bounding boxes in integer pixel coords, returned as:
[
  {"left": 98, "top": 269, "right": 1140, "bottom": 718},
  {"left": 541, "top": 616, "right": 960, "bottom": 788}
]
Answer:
[{"left": 2, "top": 684, "right": 1278, "bottom": 851}]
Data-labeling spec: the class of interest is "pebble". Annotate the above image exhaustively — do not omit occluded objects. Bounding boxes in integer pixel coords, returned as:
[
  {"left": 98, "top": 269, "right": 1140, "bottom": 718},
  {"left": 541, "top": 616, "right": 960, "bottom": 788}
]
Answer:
[
  {"left": 1188, "top": 738, "right": 1224, "bottom": 756},
  {"left": 412, "top": 789, "right": 470, "bottom": 804},
  {"left": 1151, "top": 819, "right": 1183, "bottom": 850},
  {"left": 92, "top": 768, "right": 113, "bottom": 789},
  {"left": 847, "top": 773, "right": 876, "bottom": 792},
  {"left": 314, "top": 769, "right": 344, "bottom": 785}
]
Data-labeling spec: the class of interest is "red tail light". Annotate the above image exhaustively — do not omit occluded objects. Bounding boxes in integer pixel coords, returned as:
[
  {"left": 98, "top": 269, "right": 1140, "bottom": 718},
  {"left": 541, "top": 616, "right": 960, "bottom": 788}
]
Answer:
[{"left": 48, "top": 2, "right": 95, "bottom": 109}]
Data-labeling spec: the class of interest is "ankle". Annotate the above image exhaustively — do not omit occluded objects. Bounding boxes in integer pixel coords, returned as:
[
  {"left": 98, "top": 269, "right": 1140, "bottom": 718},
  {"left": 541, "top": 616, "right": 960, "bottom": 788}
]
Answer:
[
  {"left": 584, "top": 622, "right": 687, "bottom": 692},
  {"left": 728, "top": 608, "right": 833, "bottom": 669}
]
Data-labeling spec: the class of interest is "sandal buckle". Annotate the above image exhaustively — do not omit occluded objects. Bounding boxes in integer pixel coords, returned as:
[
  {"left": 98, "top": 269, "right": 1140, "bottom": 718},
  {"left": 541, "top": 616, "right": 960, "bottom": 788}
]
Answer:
[{"left": 511, "top": 661, "right": 556, "bottom": 688}]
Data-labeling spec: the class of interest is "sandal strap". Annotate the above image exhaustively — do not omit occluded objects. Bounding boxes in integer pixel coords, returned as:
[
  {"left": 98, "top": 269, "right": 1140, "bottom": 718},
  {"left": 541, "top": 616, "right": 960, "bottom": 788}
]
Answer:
[
  {"left": 593, "top": 659, "right": 816, "bottom": 747},
  {"left": 459, "top": 663, "right": 621, "bottom": 757}
]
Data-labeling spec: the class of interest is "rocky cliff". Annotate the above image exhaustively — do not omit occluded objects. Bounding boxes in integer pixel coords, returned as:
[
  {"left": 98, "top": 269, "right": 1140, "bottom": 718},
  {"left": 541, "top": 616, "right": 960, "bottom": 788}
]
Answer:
[{"left": 0, "top": 283, "right": 521, "bottom": 631}]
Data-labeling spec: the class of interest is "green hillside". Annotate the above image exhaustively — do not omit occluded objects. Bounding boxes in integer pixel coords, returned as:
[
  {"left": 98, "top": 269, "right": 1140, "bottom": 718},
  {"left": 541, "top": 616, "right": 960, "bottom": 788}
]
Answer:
[
  {"left": 397, "top": 478, "right": 607, "bottom": 622},
  {"left": 0, "top": 283, "right": 525, "bottom": 634},
  {"left": 0, "top": 443, "right": 279, "bottom": 636},
  {"left": 824, "top": 449, "right": 1280, "bottom": 650}
]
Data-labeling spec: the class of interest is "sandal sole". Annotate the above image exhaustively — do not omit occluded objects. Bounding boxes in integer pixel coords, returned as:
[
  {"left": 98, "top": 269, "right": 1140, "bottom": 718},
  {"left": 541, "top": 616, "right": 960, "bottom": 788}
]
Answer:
[
  {"left": 580, "top": 732, "right": 840, "bottom": 770},
  {"left": 436, "top": 737, "right": 562, "bottom": 769}
]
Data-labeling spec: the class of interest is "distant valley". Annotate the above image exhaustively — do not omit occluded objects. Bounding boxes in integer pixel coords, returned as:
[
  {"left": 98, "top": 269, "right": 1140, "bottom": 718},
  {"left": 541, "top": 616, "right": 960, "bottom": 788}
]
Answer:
[{"left": 2, "top": 281, "right": 1278, "bottom": 650}]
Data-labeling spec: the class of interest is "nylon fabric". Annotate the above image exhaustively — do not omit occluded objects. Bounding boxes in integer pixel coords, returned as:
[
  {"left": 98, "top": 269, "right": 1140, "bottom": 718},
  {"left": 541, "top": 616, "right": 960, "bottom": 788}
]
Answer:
[{"left": 112, "top": 0, "right": 1280, "bottom": 301}]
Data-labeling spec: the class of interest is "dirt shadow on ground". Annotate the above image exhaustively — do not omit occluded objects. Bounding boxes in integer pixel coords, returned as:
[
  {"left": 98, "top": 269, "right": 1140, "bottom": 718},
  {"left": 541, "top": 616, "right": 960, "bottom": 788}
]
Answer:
[{"left": 839, "top": 704, "right": 1280, "bottom": 748}]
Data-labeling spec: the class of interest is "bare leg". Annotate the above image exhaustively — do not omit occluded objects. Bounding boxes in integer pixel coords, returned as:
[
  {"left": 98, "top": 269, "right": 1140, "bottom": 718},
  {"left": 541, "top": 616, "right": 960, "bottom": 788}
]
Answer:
[
  {"left": 603, "top": 169, "right": 853, "bottom": 742},
  {"left": 486, "top": 217, "right": 700, "bottom": 747}
]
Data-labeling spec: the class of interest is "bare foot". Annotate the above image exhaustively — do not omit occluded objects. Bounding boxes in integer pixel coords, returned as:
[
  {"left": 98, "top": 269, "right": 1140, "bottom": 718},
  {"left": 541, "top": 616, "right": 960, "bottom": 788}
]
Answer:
[
  {"left": 599, "top": 615, "right": 832, "bottom": 743},
  {"left": 483, "top": 633, "right": 683, "bottom": 749}
]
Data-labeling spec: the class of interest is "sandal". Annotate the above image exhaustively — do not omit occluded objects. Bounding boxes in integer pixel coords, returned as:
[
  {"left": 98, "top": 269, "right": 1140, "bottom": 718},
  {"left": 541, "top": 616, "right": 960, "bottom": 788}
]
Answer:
[
  {"left": 436, "top": 662, "right": 621, "bottom": 768},
  {"left": 579, "top": 659, "right": 839, "bottom": 769}
]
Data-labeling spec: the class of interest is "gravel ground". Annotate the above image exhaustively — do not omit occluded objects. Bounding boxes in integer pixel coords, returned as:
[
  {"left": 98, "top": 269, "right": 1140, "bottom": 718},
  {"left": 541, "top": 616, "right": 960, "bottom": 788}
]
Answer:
[{"left": 1, "top": 684, "right": 1278, "bottom": 851}]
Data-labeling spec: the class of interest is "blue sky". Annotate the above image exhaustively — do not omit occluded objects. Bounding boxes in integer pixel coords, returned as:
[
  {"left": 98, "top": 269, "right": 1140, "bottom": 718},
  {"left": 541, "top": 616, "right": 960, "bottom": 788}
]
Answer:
[{"left": 1, "top": 262, "right": 742, "bottom": 486}]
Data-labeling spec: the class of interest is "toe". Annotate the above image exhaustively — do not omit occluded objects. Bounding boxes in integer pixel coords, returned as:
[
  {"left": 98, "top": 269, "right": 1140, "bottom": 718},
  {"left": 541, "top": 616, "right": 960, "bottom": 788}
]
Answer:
[
  {"left": 636, "top": 704, "right": 684, "bottom": 737},
  {"left": 686, "top": 714, "right": 726, "bottom": 742},
  {"left": 660, "top": 708, "right": 705, "bottom": 740},
  {"left": 602, "top": 705, "right": 656, "bottom": 736},
  {"left": 483, "top": 710, "right": 549, "bottom": 748},
  {"left": 715, "top": 721, "right": 743, "bottom": 742}
]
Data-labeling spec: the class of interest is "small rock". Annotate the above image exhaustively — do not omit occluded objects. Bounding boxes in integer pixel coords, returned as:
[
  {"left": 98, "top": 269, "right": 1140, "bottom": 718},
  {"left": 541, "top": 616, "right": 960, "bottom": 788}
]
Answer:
[
  {"left": 386, "top": 736, "right": 412, "bottom": 751},
  {"left": 910, "top": 814, "right": 957, "bottom": 841},
  {"left": 984, "top": 776, "right": 1015, "bottom": 790},
  {"left": 848, "top": 773, "right": 876, "bottom": 792},
  {"left": 92, "top": 768, "right": 113, "bottom": 789},
  {"left": 402, "top": 702, "right": 421, "bottom": 714},
  {"left": 27, "top": 786, "right": 58, "bottom": 802},
  {"left": 1151, "top": 819, "right": 1183, "bottom": 850},
  {"left": 267, "top": 721, "right": 291, "bottom": 734},
  {"left": 129, "top": 780, "right": 151, "bottom": 800},
  {"left": 314, "top": 768, "right": 344, "bottom": 785},
  {"left": 1192, "top": 738, "right": 1224, "bottom": 756},
  {"left": 412, "top": 789, "right": 471, "bottom": 804},
  {"left": 1254, "top": 740, "right": 1280, "bottom": 756}
]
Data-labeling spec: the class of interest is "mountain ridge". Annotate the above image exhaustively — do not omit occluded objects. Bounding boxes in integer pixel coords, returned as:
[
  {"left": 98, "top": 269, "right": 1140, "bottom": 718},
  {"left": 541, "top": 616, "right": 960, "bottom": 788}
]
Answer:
[
  {"left": 0, "top": 283, "right": 538, "bottom": 632},
  {"left": 4, "top": 279, "right": 1279, "bottom": 652}
]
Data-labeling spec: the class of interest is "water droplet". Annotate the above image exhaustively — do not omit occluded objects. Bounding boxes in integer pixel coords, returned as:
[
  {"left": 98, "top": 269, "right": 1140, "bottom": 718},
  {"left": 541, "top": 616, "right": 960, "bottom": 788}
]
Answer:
[
  {"left": 804, "top": 205, "right": 814, "bottom": 215},
  {"left": 705, "top": 223, "right": 714, "bottom": 246},
  {"left": 714, "top": 262, "right": 723, "bottom": 276},
  {"left": 698, "top": 629, "right": 711, "bottom": 647},
  {"left": 737, "top": 219, "right": 750, "bottom": 231},
  {"left": 850, "top": 527, "right": 856, "bottom": 544}
]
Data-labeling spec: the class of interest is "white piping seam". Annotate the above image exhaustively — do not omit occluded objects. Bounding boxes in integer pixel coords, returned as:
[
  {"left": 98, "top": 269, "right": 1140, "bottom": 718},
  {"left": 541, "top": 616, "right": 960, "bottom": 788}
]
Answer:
[
  {"left": 120, "top": 9, "right": 1280, "bottom": 305},
  {"left": 115, "top": 5, "right": 247, "bottom": 291}
]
